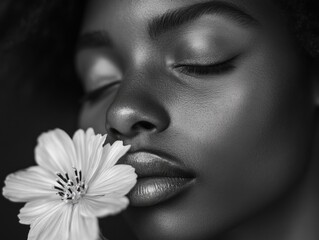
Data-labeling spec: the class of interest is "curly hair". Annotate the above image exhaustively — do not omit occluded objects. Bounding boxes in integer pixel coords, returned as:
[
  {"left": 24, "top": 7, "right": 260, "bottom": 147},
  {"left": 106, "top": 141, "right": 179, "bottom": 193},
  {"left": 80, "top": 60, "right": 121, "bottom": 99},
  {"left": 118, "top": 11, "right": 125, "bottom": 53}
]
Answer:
[
  {"left": 0, "top": 0, "right": 84, "bottom": 49},
  {"left": 277, "top": 0, "right": 319, "bottom": 57},
  {"left": 0, "top": 0, "right": 86, "bottom": 102}
]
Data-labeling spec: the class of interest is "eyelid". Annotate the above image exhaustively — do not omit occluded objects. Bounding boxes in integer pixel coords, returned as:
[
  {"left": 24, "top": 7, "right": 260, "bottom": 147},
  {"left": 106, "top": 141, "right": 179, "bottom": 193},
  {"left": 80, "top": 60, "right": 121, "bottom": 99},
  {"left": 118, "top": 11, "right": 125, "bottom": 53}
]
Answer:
[
  {"left": 79, "top": 55, "right": 122, "bottom": 92},
  {"left": 80, "top": 81, "right": 121, "bottom": 104},
  {"left": 172, "top": 55, "right": 238, "bottom": 68},
  {"left": 171, "top": 55, "right": 238, "bottom": 77},
  {"left": 85, "top": 75, "right": 121, "bottom": 93}
]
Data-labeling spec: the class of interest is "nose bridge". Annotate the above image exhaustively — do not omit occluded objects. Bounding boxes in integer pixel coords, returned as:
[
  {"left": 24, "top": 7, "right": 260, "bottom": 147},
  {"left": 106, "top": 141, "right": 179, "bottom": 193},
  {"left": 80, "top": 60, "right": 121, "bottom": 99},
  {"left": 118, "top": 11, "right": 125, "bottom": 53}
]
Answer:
[{"left": 132, "top": 42, "right": 152, "bottom": 72}]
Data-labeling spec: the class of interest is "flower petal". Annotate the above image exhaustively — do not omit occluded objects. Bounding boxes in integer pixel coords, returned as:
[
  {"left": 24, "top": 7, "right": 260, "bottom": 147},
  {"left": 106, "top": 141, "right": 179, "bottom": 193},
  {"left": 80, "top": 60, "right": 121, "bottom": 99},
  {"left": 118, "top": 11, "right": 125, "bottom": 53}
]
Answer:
[
  {"left": 19, "top": 199, "right": 62, "bottom": 225},
  {"left": 28, "top": 203, "right": 71, "bottom": 240},
  {"left": 69, "top": 204, "right": 99, "bottom": 240},
  {"left": 102, "top": 141, "right": 131, "bottom": 170},
  {"left": 35, "top": 129, "right": 76, "bottom": 174},
  {"left": 72, "top": 128, "right": 97, "bottom": 178},
  {"left": 84, "top": 133, "right": 107, "bottom": 183},
  {"left": 87, "top": 164, "right": 137, "bottom": 197},
  {"left": 3, "top": 166, "right": 57, "bottom": 202},
  {"left": 89, "top": 141, "right": 131, "bottom": 186},
  {"left": 81, "top": 195, "right": 129, "bottom": 218}
]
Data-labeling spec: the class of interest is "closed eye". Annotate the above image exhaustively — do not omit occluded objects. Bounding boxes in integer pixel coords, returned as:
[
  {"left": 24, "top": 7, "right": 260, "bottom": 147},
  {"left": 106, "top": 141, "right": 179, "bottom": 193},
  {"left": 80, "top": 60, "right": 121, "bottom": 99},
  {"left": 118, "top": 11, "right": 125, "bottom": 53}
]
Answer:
[
  {"left": 80, "top": 81, "right": 121, "bottom": 104},
  {"left": 173, "top": 56, "right": 237, "bottom": 77}
]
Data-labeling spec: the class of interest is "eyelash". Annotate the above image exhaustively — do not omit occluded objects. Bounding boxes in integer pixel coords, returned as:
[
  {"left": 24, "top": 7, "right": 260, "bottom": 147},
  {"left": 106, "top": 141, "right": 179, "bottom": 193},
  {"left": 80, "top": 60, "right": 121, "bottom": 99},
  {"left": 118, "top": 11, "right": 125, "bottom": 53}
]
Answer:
[
  {"left": 173, "top": 57, "right": 236, "bottom": 76},
  {"left": 80, "top": 81, "right": 120, "bottom": 104}
]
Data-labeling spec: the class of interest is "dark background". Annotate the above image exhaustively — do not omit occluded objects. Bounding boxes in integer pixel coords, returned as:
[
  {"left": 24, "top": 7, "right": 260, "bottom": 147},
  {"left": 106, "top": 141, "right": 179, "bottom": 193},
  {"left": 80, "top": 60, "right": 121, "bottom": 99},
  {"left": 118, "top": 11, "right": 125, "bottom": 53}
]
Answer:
[{"left": 0, "top": 1, "right": 137, "bottom": 239}]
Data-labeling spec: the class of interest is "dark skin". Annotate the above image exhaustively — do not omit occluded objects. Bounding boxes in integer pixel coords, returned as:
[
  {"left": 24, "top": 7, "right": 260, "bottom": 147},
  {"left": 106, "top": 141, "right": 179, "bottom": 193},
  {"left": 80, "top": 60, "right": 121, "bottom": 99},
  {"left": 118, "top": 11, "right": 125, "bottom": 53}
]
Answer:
[{"left": 76, "top": 0, "right": 319, "bottom": 239}]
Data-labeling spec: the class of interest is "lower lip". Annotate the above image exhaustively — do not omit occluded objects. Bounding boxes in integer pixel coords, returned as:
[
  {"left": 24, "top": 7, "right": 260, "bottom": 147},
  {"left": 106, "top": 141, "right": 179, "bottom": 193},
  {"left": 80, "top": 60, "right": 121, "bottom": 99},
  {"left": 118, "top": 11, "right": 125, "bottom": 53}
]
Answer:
[{"left": 128, "top": 177, "right": 194, "bottom": 207}]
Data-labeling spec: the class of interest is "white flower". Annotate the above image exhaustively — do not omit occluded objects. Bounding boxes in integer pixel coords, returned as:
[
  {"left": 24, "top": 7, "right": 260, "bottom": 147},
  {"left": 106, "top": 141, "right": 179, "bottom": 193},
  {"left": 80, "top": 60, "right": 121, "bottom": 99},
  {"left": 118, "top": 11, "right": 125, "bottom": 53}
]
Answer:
[{"left": 2, "top": 128, "right": 137, "bottom": 240}]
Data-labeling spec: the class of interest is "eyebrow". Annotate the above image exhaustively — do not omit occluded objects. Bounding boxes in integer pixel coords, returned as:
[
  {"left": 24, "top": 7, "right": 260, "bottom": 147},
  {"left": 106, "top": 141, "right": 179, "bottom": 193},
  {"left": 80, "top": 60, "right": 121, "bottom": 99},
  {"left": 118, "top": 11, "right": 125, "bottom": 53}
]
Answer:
[
  {"left": 77, "top": 1, "right": 259, "bottom": 51},
  {"left": 76, "top": 31, "right": 113, "bottom": 51},
  {"left": 148, "top": 1, "right": 259, "bottom": 39}
]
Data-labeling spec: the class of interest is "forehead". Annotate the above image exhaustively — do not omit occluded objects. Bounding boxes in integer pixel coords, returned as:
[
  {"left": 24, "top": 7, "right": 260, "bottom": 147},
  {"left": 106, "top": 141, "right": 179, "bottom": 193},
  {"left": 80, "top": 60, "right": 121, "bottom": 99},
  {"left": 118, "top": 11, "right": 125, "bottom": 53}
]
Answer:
[{"left": 82, "top": 0, "right": 280, "bottom": 33}]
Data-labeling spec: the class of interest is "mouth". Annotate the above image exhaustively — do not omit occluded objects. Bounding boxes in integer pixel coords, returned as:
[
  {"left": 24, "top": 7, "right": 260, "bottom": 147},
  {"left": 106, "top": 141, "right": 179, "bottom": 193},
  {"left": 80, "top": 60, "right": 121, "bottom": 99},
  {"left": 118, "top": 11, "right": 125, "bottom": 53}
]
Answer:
[{"left": 118, "top": 151, "right": 195, "bottom": 207}]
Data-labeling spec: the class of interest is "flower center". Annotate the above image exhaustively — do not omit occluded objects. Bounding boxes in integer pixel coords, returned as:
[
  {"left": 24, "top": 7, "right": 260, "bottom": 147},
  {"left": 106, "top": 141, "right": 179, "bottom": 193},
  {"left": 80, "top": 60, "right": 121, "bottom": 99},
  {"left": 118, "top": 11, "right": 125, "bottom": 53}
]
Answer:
[{"left": 54, "top": 167, "right": 87, "bottom": 204}]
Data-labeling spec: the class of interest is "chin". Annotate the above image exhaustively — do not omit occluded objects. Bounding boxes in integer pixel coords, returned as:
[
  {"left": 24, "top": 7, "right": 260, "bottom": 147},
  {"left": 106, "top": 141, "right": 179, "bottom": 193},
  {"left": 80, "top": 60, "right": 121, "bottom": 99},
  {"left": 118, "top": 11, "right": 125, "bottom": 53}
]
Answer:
[{"left": 123, "top": 191, "right": 236, "bottom": 240}]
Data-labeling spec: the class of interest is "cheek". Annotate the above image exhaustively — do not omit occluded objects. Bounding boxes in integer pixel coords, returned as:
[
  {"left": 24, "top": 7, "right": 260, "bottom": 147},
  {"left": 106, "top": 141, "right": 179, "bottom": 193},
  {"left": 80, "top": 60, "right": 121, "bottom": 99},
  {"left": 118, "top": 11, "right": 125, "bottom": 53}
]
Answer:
[
  {"left": 170, "top": 46, "right": 313, "bottom": 231},
  {"left": 78, "top": 105, "right": 105, "bottom": 133},
  {"left": 78, "top": 91, "right": 117, "bottom": 133}
]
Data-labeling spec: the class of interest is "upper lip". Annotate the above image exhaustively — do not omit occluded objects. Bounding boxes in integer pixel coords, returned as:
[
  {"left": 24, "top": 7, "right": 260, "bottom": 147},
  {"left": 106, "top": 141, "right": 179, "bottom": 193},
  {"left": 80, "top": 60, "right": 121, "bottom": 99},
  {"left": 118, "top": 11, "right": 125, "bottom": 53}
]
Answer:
[{"left": 118, "top": 150, "right": 195, "bottom": 179}]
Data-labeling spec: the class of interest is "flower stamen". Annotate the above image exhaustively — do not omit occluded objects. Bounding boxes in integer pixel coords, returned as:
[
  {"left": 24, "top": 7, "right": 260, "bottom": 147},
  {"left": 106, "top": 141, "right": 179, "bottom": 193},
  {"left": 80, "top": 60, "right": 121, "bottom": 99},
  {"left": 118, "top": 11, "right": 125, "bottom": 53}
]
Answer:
[{"left": 54, "top": 167, "right": 87, "bottom": 204}]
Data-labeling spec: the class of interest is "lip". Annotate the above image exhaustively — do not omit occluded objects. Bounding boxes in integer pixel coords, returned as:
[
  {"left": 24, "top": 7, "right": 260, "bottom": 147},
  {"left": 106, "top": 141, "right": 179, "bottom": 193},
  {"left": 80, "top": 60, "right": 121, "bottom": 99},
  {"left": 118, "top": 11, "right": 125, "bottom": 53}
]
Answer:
[{"left": 119, "top": 151, "right": 195, "bottom": 207}]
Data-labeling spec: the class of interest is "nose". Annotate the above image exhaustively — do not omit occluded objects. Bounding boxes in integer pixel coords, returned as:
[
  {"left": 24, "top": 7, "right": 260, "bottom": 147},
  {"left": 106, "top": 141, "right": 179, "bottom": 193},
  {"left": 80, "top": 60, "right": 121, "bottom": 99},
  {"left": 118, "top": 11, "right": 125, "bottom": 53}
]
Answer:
[{"left": 105, "top": 90, "right": 170, "bottom": 140}]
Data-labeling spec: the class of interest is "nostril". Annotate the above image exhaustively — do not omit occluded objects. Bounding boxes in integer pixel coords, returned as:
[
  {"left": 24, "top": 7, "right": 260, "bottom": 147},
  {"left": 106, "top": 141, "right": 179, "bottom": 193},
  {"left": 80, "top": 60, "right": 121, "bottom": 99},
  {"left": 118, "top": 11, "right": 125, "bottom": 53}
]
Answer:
[
  {"left": 109, "top": 127, "right": 121, "bottom": 137},
  {"left": 107, "top": 120, "right": 157, "bottom": 139},
  {"left": 132, "top": 121, "right": 156, "bottom": 132}
]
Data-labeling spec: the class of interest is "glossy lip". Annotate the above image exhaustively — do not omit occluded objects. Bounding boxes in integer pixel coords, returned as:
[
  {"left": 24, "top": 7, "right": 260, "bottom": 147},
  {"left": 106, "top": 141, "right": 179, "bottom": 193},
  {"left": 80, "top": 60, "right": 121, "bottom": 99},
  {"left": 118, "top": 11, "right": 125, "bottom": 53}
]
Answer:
[{"left": 118, "top": 151, "right": 195, "bottom": 207}]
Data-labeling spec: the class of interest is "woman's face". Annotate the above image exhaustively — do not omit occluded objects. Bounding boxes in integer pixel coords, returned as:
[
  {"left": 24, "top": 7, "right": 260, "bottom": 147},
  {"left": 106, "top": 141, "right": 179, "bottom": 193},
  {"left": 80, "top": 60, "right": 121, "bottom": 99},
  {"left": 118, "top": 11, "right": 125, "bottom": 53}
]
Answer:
[{"left": 76, "top": 0, "right": 316, "bottom": 239}]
